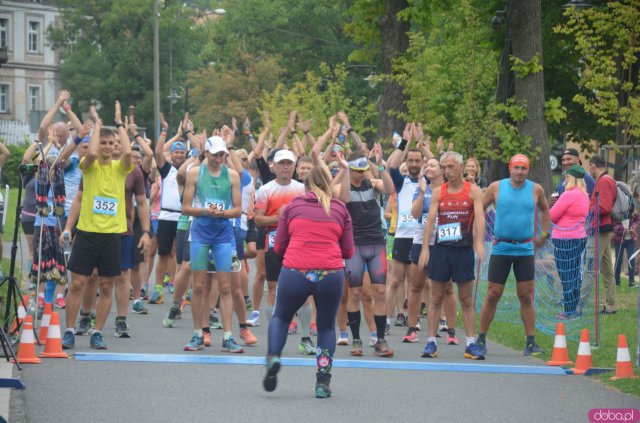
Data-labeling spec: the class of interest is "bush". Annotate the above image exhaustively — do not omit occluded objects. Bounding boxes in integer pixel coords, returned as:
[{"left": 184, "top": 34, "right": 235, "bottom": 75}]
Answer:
[{"left": 1, "top": 142, "right": 30, "bottom": 188}]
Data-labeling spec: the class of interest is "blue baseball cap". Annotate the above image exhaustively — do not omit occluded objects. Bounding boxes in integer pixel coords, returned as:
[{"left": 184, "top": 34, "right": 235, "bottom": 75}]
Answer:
[{"left": 170, "top": 141, "right": 186, "bottom": 152}]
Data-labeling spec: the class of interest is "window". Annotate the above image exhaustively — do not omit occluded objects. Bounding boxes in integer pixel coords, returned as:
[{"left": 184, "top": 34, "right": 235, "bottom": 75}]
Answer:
[
  {"left": 0, "top": 19, "right": 7, "bottom": 49},
  {"left": 0, "top": 85, "right": 9, "bottom": 113},
  {"left": 29, "top": 86, "right": 40, "bottom": 112},
  {"left": 28, "top": 21, "right": 39, "bottom": 53}
]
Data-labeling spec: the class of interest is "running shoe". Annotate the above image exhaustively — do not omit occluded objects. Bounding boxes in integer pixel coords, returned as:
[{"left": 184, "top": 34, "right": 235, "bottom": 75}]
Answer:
[
  {"left": 209, "top": 313, "right": 222, "bottom": 330},
  {"left": 476, "top": 340, "right": 488, "bottom": 356},
  {"left": 315, "top": 373, "right": 332, "bottom": 399},
  {"left": 163, "top": 307, "right": 181, "bottom": 328},
  {"left": 420, "top": 303, "right": 428, "bottom": 317},
  {"left": 288, "top": 321, "right": 298, "bottom": 335},
  {"left": 524, "top": 342, "right": 545, "bottom": 356},
  {"left": 402, "top": 328, "right": 418, "bottom": 343},
  {"left": 140, "top": 288, "right": 149, "bottom": 301},
  {"left": 394, "top": 313, "right": 406, "bottom": 326},
  {"left": 148, "top": 287, "right": 163, "bottom": 304},
  {"left": 298, "top": 337, "right": 316, "bottom": 355},
  {"left": 115, "top": 319, "right": 130, "bottom": 338},
  {"left": 310, "top": 323, "right": 318, "bottom": 336},
  {"left": 350, "top": 339, "right": 363, "bottom": 356},
  {"left": 132, "top": 301, "right": 148, "bottom": 315},
  {"left": 373, "top": 339, "right": 394, "bottom": 357},
  {"left": 415, "top": 320, "right": 421, "bottom": 331},
  {"left": 263, "top": 356, "right": 281, "bottom": 392},
  {"left": 421, "top": 341, "right": 438, "bottom": 358},
  {"left": 184, "top": 334, "right": 204, "bottom": 351},
  {"left": 246, "top": 310, "right": 260, "bottom": 327},
  {"left": 369, "top": 332, "right": 378, "bottom": 347},
  {"left": 163, "top": 273, "right": 170, "bottom": 287},
  {"left": 90, "top": 332, "right": 107, "bottom": 349},
  {"left": 62, "top": 331, "right": 75, "bottom": 349},
  {"left": 168, "top": 283, "right": 174, "bottom": 294},
  {"left": 447, "top": 334, "right": 459, "bottom": 345},
  {"left": 203, "top": 332, "right": 212, "bottom": 347},
  {"left": 185, "top": 288, "right": 192, "bottom": 304},
  {"left": 55, "top": 297, "right": 66, "bottom": 309},
  {"left": 75, "top": 314, "right": 92, "bottom": 335},
  {"left": 222, "top": 337, "right": 244, "bottom": 353},
  {"left": 337, "top": 331, "right": 349, "bottom": 345},
  {"left": 245, "top": 298, "right": 253, "bottom": 312},
  {"left": 464, "top": 342, "right": 486, "bottom": 360},
  {"left": 90, "top": 313, "right": 96, "bottom": 329},
  {"left": 240, "top": 328, "right": 257, "bottom": 345},
  {"left": 438, "top": 319, "right": 448, "bottom": 332}
]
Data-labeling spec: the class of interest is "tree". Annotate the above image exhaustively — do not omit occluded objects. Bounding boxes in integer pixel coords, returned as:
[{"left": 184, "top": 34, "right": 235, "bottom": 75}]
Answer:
[
  {"left": 555, "top": 0, "right": 640, "bottom": 177},
  {"left": 49, "top": 0, "right": 204, "bottom": 135}
]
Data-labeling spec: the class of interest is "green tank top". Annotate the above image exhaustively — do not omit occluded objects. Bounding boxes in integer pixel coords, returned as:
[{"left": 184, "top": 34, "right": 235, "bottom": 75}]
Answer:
[{"left": 195, "top": 164, "right": 231, "bottom": 211}]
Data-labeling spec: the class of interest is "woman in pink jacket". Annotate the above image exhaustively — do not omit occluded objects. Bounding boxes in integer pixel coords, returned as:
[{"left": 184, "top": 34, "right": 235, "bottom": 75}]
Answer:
[{"left": 550, "top": 165, "right": 590, "bottom": 318}]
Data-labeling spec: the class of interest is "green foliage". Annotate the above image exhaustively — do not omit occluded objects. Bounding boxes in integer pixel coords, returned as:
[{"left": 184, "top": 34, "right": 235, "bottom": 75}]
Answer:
[
  {"left": 510, "top": 53, "right": 543, "bottom": 78},
  {"left": 544, "top": 97, "right": 568, "bottom": 125},
  {"left": 488, "top": 101, "right": 538, "bottom": 162},
  {"left": 392, "top": 0, "right": 499, "bottom": 157},
  {"left": 554, "top": 0, "right": 640, "bottom": 145},
  {"left": 1, "top": 143, "right": 30, "bottom": 187},
  {"left": 260, "top": 63, "right": 378, "bottom": 145},
  {"left": 49, "top": 0, "right": 205, "bottom": 135}
]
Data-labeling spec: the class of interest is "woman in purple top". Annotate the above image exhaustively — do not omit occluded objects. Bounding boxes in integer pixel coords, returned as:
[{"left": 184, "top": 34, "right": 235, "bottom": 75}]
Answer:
[{"left": 550, "top": 164, "right": 590, "bottom": 318}]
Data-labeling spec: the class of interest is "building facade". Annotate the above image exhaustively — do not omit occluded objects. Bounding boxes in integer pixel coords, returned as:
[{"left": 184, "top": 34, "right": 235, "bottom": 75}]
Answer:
[{"left": 0, "top": 0, "right": 61, "bottom": 126}]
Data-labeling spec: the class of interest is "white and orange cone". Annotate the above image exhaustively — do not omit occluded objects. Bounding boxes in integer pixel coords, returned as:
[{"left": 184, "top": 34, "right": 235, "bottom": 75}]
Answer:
[
  {"left": 571, "top": 329, "right": 592, "bottom": 375},
  {"left": 39, "top": 312, "right": 68, "bottom": 359},
  {"left": 610, "top": 335, "right": 638, "bottom": 380},
  {"left": 546, "top": 322, "right": 572, "bottom": 366},
  {"left": 10, "top": 294, "right": 29, "bottom": 334},
  {"left": 38, "top": 302, "right": 52, "bottom": 345},
  {"left": 12, "top": 315, "right": 41, "bottom": 364}
]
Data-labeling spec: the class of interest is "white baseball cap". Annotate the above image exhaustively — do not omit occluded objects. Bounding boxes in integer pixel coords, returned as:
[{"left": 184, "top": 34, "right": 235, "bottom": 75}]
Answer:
[
  {"left": 273, "top": 149, "right": 296, "bottom": 163},
  {"left": 206, "top": 136, "right": 228, "bottom": 155}
]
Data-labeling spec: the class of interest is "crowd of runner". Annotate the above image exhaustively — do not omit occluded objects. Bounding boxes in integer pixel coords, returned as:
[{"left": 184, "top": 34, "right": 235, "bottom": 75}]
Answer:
[{"left": 12, "top": 90, "right": 622, "bottom": 397}]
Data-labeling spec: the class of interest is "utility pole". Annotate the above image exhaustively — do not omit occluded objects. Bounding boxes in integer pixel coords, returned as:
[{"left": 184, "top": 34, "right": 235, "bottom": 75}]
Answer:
[{"left": 153, "top": 0, "right": 160, "bottom": 140}]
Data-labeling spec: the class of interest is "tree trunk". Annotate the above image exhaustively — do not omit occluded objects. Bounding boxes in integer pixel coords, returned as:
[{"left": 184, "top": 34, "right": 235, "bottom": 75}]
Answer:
[
  {"left": 377, "top": 0, "right": 409, "bottom": 140},
  {"left": 508, "top": 0, "right": 553, "bottom": 192}
]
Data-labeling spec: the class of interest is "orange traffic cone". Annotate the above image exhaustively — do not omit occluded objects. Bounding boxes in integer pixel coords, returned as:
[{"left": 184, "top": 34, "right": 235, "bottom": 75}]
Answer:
[
  {"left": 10, "top": 295, "right": 29, "bottom": 333},
  {"left": 38, "top": 302, "right": 53, "bottom": 345},
  {"left": 546, "top": 322, "right": 572, "bottom": 366},
  {"left": 39, "top": 312, "right": 68, "bottom": 359},
  {"left": 610, "top": 335, "right": 638, "bottom": 380},
  {"left": 12, "top": 315, "right": 41, "bottom": 364},
  {"left": 571, "top": 329, "right": 592, "bottom": 375}
]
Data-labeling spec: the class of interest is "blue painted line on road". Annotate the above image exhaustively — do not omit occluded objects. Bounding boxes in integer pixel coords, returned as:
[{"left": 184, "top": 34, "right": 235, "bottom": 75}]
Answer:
[{"left": 73, "top": 353, "right": 568, "bottom": 376}]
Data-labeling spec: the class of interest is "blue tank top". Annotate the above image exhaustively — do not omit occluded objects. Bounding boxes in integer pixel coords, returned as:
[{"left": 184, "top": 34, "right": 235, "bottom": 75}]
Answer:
[
  {"left": 190, "top": 164, "right": 233, "bottom": 244},
  {"left": 492, "top": 179, "right": 535, "bottom": 256}
]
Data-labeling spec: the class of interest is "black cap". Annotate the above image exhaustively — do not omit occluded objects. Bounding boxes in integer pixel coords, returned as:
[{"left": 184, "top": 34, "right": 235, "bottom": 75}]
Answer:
[
  {"left": 267, "top": 148, "right": 282, "bottom": 162},
  {"left": 562, "top": 148, "right": 580, "bottom": 158}
]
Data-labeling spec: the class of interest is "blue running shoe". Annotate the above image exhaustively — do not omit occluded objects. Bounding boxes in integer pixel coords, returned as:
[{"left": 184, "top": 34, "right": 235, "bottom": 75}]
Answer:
[
  {"left": 132, "top": 301, "right": 148, "bottom": 315},
  {"left": 263, "top": 356, "right": 281, "bottom": 392},
  {"left": 222, "top": 337, "right": 244, "bottom": 353},
  {"left": 315, "top": 373, "right": 332, "bottom": 398},
  {"left": 421, "top": 341, "right": 438, "bottom": 358},
  {"left": 184, "top": 334, "right": 204, "bottom": 351},
  {"left": 148, "top": 287, "right": 163, "bottom": 304},
  {"left": 90, "top": 332, "right": 107, "bottom": 349},
  {"left": 62, "top": 331, "right": 75, "bottom": 349},
  {"left": 476, "top": 340, "right": 487, "bottom": 356},
  {"left": 464, "top": 342, "right": 486, "bottom": 360}
]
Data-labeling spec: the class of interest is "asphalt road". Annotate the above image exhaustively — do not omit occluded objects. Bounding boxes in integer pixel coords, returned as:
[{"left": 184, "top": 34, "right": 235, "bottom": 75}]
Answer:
[{"left": 11, "top": 261, "right": 640, "bottom": 423}]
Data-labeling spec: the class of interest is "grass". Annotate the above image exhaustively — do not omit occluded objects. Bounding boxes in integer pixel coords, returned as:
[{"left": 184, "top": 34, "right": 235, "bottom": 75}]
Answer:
[
  {"left": 2, "top": 188, "right": 19, "bottom": 243},
  {"left": 0, "top": 257, "right": 23, "bottom": 327},
  {"left": 484, "top": 280, "right": 639, "bottom": 397}
]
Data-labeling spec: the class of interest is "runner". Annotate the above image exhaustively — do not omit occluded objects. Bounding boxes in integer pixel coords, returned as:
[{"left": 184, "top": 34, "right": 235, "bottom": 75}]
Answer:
[
  {"left": 335, "top": 146, "right": 395, "bottom": 357},
  {"left": 477, "top": 154, "right": 549, "bottom": 356},
  {"left": 180, "top": 135, "right": 243, "bottom": 352},
  {"left": 263, "top": 166, "right": 354, "bottom": 398},
  {"left": 62, "top": 102, "right": 133, "bottom": 349},
  {"left": 418, "top": 151, "right": 486, "bottom": 360}
]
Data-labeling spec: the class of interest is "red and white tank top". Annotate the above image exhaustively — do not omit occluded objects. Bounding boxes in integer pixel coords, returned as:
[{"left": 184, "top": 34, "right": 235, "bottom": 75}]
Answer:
[{"left": 437, "top": 181, "right": 474, "bottom": 247}]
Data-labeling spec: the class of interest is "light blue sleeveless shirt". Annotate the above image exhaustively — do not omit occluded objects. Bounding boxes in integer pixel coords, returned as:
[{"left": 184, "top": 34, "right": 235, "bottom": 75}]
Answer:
[{"left": 492, "top": 179, "right": 535, "bottom": 256}]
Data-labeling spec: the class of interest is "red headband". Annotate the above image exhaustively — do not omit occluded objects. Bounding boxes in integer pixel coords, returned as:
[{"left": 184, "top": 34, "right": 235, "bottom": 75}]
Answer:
[{"left": 509, "top": 154, "right": 530, "bottom": 169}]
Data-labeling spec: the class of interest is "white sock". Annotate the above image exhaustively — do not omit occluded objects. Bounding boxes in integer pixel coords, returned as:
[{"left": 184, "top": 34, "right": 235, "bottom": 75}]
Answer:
[
  {"left": 428, "top": 336, "right": 437, "bottom": 344},
  {"left": 298, "top": 303, "right": 312, "bottom": 337},
  {"left": 466, "top": 336, "right": 475, "bottom": 346}
]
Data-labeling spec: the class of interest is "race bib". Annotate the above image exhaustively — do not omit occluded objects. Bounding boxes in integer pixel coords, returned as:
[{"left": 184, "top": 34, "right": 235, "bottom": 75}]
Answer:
[
  {"left": 438, "top": 222, "right": 461, "bottom": 243},
  {"left": 92, "top": 196, "right": 118, "bottom": 216},
  {"left": 268, "top": 230, "right": 277, "bottom": 250},
  {"left": 398, "top": 212, "right": 415, "bottom": 227},
  {"left": 205, "top": 201, "right": 226, "bottom": 212}
]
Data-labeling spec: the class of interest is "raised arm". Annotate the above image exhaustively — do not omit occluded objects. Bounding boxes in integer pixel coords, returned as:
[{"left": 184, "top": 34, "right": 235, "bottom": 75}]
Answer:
[
  {"left": 81, "top": 106, "right": 101, "bottom": 170},
  {"left": 154, "top": 113, "right": 170, "bottom": 169},
  {"left": 387, "top": 123, "right": 413, "bottom": 169},
  {"left": 58, "top": 120, "right": 93, "bottom": 168},
  {"left": 337, "top": 111, "right": 365, "bottom": 152},
  {"left": 114, "top": 101, "right": 132, "bottom": 171},
  {"left": 37, "top": 90, "right": 69, "bottom": 142},
  {"left": 127, "top": 118, "right": 154, "bottom": 173}
]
